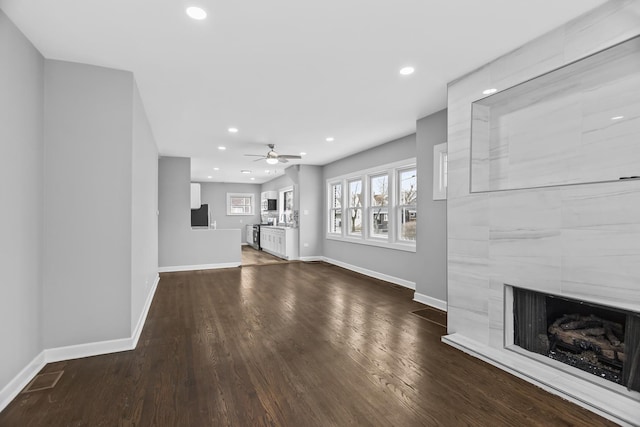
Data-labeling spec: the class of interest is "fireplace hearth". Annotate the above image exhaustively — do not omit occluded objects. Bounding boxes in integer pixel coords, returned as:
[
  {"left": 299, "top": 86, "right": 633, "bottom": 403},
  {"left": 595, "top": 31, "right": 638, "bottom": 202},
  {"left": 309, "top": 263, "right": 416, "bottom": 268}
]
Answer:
[{"left": 513, "top": 287, "right": 640, "bottom": 393}]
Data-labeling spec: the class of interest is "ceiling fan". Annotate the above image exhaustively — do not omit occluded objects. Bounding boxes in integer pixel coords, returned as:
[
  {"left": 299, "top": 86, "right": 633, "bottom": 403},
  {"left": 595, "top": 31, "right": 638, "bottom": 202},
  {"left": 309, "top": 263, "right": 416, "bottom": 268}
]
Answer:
[{"left": 244, "top": 144, "right": 301, "bottom": 164}]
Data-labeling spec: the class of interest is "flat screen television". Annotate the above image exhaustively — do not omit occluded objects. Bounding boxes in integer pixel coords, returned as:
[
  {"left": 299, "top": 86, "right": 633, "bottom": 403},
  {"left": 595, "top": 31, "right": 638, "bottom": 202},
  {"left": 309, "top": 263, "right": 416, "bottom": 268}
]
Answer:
[{"left": 191, "top": 204, "right": 209, "bottom": 227}]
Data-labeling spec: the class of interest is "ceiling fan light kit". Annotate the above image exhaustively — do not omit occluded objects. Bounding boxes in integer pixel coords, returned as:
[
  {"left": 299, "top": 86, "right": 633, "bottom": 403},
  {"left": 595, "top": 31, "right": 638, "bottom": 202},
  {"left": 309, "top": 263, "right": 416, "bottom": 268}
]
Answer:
[{"left": 245, "top": 144, "right": 302, "bottom": 164}]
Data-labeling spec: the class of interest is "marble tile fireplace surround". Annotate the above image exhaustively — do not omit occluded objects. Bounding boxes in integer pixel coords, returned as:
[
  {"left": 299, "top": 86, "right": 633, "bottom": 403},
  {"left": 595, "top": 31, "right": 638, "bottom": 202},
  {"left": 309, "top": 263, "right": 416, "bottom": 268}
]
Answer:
[{"left": 443, "top": 2, "right": 640, "bottom": 425}]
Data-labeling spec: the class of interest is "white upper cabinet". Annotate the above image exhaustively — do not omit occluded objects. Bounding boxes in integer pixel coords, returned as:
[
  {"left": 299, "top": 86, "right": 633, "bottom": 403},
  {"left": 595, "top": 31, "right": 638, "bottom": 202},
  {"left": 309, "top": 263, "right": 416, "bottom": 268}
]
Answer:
[{"left": 190, "top": 183, "right": 201, "bottom": 209}]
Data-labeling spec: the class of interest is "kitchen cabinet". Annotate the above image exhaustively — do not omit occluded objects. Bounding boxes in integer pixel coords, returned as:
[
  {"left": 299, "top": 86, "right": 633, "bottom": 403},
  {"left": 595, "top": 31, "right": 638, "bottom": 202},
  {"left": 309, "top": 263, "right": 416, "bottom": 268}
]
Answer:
[
  {"left": 190, "top": 183, "right": 201, "bottom": 209},
  {"left": 259, "top": 226, "right": 298, "bottom": 260}
]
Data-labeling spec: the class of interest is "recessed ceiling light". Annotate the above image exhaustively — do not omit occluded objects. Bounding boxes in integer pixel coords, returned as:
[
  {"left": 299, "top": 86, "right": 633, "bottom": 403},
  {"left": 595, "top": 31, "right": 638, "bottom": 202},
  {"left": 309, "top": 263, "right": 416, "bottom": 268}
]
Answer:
[
  {"left": 611, "top": 115, "right": 624, "bottom": 120},
  {"left": 186, "top": 6, "right": 207, "bottom": 20},
  {"left": 399, "top": 66, "right": 415, "bottom": 75},
  {"left": 228, "top": 127, "right": 238, "bottom": 133},
  {"left": 483, "top": 88, "right": 497, "bottom": 95},
  {"left": 250, "top": 177, "right": 255, "bottom": 181},
  {"left": 218, "top": 146, "right": 226, "bottom": 150},
  {"left": 300, "top": 152, "right": 307, "bottom": 156},
  {"left": 241, "top": 170, "right": 251, "bottom": 174},
  {"left": 213, "top": 167, "right": 219, "bottom": 171},
  {"left": 326, "top": 137, "right": 335, "bottom": 142},
  {"left": 207, "top": 175, "right": 212, "bottom": 179}
]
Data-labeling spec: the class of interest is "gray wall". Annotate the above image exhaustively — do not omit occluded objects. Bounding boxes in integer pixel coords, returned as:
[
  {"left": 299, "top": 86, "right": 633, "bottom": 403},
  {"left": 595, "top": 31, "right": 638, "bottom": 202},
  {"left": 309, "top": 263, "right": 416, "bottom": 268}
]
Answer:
[
  {"left": 415, "top": 110, "right": 447, "bottom": 301},
  {"left": 43, "top": 60, "right": 133, "bottom": 347},
  {"left": 131, "top": 82, "right": 159, "bottom": 334},
  {"left": 0, "top": 9, "right": 44, "bottom": 392},
  {"left": 199, "top": 182, "right": 261, "bottom": 242},
  {"left": 323, "top": 134, "right": 419, "bottom": 284},
  {"left": 159, "top": 157, "right": 241, "bottom": 268},
  {"left": 261, "top": 173, "right": 295, "bottom": 194},
  {"left": 260, "top": 166, "right": 326, "bottom": 258},
  {"left": 261, "top": 172, "right": 297, "bottom": 225},
  {"left": 298, "top": 165, "right": 323, "bottom": 258}
]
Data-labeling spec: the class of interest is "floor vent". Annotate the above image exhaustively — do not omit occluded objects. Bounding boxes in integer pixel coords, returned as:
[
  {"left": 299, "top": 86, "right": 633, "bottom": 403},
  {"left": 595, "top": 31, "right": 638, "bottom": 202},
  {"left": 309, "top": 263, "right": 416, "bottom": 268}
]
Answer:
[{"left": 22, "top": 371, "right": 64, "bottom": 393}]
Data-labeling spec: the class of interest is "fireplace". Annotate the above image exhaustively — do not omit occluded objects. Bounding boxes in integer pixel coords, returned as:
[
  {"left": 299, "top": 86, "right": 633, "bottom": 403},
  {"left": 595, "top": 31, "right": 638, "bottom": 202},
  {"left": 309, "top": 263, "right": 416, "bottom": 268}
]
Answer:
[{"left": 512, "top": 287, "right": 640, "bottom": 393}]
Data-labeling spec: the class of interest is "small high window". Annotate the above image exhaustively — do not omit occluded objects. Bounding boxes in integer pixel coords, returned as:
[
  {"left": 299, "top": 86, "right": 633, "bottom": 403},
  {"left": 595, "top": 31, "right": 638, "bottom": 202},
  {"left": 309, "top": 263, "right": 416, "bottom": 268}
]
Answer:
[{"left": 226, "top": 193, "right": 255, "bottom": 216}]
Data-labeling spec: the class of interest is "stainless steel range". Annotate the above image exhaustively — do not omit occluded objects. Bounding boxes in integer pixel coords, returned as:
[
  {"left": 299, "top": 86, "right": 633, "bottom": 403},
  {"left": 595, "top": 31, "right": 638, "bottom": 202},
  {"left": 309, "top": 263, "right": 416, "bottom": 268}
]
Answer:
[{"left": 250, "top": 224, "right": 261, "bottom": 250}]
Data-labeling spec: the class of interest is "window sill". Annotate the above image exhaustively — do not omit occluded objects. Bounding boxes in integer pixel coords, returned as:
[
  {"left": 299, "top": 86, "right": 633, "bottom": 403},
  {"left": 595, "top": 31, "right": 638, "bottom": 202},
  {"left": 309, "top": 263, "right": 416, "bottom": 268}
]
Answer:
[{"left": 325, "top": 234, "right": 416, "bottom": 253}]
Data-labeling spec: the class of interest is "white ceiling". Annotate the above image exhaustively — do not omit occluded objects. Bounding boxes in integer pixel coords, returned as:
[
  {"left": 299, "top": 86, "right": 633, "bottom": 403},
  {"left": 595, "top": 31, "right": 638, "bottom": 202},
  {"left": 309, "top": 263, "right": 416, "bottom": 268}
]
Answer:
[{"left": 1, "top": 0, "right": 607, "bottom": 183}]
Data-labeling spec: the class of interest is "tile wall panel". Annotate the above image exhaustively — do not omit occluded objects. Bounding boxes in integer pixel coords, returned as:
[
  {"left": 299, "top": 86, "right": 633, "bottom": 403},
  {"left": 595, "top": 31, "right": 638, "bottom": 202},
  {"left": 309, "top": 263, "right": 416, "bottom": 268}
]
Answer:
[{"left": 447, "top": 0, "right": 640, "bottom": 361}]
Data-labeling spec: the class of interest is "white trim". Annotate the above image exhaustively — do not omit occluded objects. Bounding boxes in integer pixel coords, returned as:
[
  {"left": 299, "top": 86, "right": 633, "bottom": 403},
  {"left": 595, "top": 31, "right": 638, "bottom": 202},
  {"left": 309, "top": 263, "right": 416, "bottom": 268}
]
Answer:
[
  {"left": 0, "top": 274, "right": 164, "bottom": 413},
  {"left": 413, "top": 292, "right": 447, "bottom": 312},
  {"left": 45, "top": 337, "right": 133, "bottom": 364},
  {"left": 45, "top": 273, "right": 161, "bottom": 362},
  {"left": 442, "top": 333, "right": 639, "bottom": 427},
  {"left": 158, "top": 262, "right": 240, "bottom": 273},
  {"left": 299, "top": 256, "right": 323, "bottom": 262},
  {"left": 0, "top": 351, "right": 46, "bottom": 412},
  {"left": 327, "top": 158, "right": 417, "bottom": 183},
  {"left": 326, "top": 158, "right": 417, "bottom": 251},
  {"left": 325, "top": 234, "right": 416, "bottom": 252},
  {"left": 131, "top": 274, "right": 159, "bottom": 348},
  {"left": 322, "top": 257, "right": 415, "bottom": 290},
  {"left": 226, "top": 192, "right": 255, "bottom": 216}
]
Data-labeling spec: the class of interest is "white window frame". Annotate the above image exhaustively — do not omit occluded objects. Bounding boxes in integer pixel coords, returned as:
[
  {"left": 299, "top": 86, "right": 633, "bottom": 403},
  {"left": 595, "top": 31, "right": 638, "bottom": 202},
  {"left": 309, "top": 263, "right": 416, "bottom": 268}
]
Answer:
[
  {"left": 368, "top": 173, "right": 390, "bottom": 241},
  {"left": 397, "top": 167, "right": 417, "bottom": 242},
  {"left": 328, "top": 182, "right": 343, "bottom": 235},
  {"left": 326, "top": 158, "right": 416, "bottom": 252},
  {"left": 279, "top": 186, "right": 294, "bottom": 224},
  {"left": 347, "top": 178, "right": 363, "bottom": 237},
  {"left": 226, "top": 193, "right": 255, "bottom": 216}
]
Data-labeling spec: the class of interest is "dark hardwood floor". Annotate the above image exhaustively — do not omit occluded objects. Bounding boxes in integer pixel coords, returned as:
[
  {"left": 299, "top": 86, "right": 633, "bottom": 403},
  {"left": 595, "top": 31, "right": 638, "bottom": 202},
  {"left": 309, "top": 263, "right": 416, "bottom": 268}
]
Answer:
[
  {"left": 0, "top": 262, "right": 615, "bottom": 426},
  {"left": 241, "top": 245, "right": 286, "bottom": 266}
]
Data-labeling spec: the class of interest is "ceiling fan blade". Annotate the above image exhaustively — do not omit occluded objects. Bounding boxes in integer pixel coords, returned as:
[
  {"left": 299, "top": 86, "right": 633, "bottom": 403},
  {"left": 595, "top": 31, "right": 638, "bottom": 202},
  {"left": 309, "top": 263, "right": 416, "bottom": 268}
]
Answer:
[
  {"left": 279, "top": 158, "right": 289, "bottom": 163},
  {"left": 278, "top": 154, "right": 302, "bottom": 159},
  {"left": 244, "top": 154, "right": 264, "bottom": 157},
  {"left": 253, "top": 158, "right": 266, "bottom": 162}
]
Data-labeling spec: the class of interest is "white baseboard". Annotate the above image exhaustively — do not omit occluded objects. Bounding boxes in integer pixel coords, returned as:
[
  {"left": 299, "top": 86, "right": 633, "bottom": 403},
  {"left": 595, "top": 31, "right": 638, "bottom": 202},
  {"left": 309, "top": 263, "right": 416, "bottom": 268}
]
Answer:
[
  {"left": 0, "top": 273, "right": 163, "bottom": 413},
  {"left": 413, "top": 291, "right": 447, "bottom": 312},
  {"left": 299, "top": 256, "right": 323, "bottom": 262},
  {"left": 0, "top": 351, "right": 46, "bottom": 413},
  {"left": 132, "top": 274, "right": 159, "bottom": 348},
  {"left": 45, "top": 337, "right": 133, "bottom": 364},
  {"left": 322, "top": 257, "right": 416, "bottom": 290},
  {"left": 46, "top": 274, "right": 162, "bottom": 363},
  {"left": 158, "top": 262, "right": 240, "bottom": 273}
]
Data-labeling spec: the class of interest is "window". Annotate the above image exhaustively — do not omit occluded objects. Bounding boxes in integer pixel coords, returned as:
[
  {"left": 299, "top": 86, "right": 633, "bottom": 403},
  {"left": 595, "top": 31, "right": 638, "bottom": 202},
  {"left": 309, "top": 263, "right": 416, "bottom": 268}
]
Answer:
[
  {"left": 279, "top": 186, "right": 294, "bottom": 224},
  {"left": 329, "top": 183, "right": 342, "bottom": 234},
  {"left": 226, "top": 193, "right": 255, "bottom": 215},
  {"left": 347, "top": 179, "right": 363, "bottom": 236},
  {"left": 398, "top": 168, "right": 417, "bottom": 241},
  {"left": 326, "top": 158, "right": 416, "bottom": 251},
  {"left": 369, "top": 174, "right": 389, "bottom": 238}
]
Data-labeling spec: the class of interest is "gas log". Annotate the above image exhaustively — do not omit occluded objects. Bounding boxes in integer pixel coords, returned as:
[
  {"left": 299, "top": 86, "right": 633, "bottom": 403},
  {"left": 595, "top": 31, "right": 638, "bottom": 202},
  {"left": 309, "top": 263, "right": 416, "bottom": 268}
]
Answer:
[{"left": 548, "top": 314, "right": 625, "bottom": 365}]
